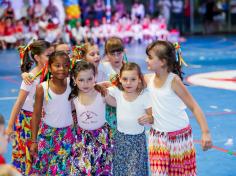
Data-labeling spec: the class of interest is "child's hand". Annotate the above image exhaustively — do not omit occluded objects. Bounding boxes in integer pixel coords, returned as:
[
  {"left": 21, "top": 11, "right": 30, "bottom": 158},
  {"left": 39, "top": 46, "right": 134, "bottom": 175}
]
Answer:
[
  {"left": 5, "top": 126, "right": 14, "bottom": 137},
  {"left": 0, "top": 164, "right": 22, "bottom": 176},
  {"left": 138, "top": 114, "right": 154, "bottom": 125},
  {"left": 97, "top": 81, "right": 112, "bottom": 88},
  {"left": 30, "top": 142, "right": 38, "bottom": 157},
  {"left": 94, "top": 84, "right": 108, "bottom": 97},
  {"left": 22, "top": 72, "right": 33, "bottom": 85},
  {"left": 201, "top": 132, "right": 212, "bottom": 151}
]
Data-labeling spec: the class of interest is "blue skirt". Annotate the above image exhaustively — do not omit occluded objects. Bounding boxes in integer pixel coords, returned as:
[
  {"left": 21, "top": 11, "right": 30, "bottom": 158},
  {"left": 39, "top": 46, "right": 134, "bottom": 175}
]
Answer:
[{"left": 113, "top": 130, "right": 148, "bottom": 176}]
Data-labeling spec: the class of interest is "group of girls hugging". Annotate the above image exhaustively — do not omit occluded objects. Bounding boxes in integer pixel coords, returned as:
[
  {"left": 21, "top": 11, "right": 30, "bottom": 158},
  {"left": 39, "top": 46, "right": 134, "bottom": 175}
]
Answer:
[{"left": 6, "top": 36, "right": 212, "bottom": 176}]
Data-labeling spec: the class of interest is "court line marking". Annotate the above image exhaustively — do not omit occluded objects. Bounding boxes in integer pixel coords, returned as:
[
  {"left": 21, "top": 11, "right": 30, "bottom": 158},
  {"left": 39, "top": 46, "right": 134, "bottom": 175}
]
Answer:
[
  {"left": 186, "top": 70, "right": 236, "bottom": 91},
  {"left": 189, "top": 111, "right": 236, "bottom": 118},
  {"left": 0, "top": 97, "right": 17, "bottom": 101}
]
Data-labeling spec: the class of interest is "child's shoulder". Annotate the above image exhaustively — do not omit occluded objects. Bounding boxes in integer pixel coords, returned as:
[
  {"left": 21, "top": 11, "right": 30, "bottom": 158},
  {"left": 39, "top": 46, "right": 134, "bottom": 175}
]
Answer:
[
  {"left": 108, "top": 86, "right": 120, "bottom": 96},
  {"left": 170, "top": 72, "right": 181, "bottom": 83},
  {"left": 144, "top": 73, "right": 155, "bottom": 82},
  {"left": 139, "top": 88, "right": 150, "bottom": 97}
]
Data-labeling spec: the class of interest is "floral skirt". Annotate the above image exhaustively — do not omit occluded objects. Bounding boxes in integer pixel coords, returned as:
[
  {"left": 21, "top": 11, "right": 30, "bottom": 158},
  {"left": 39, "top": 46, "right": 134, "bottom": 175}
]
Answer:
[
  {"left": 70, "top": 123, "right": 113, "bottom": 176},
  {"left": 149, "top": 125, "right": 196, "bottom": 176},
  {"left": 31, "top": 122, "right": 75, "bottom": 175},
  {"left": 113, "top": 130, "right": 148, "bottom": 176},
  {"left": 12, "top": 109, "right": 33, "bottom": 175}
]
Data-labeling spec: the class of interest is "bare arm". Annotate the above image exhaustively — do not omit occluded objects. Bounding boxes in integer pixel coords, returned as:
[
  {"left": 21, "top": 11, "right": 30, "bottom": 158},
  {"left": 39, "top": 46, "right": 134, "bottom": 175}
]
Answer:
[
  {"left": 172, "top": 75, "right": 212, "bottom": 151},
  {"left": 30, "top": 85, "right": 44, "bottom": 156},
  {"left": 31, "top": 85, "right": 44, "bottom": 142},
  {"left": 104, "top": 94, "right": 117, "bottom": 107},
  {"left": 22, "top": 72, "right": 33, "bottom": 85},
  {"left": 96, "top": 81, "right": 112, "bottom": 88},
  {"left": 6, "top": 90, "right": 29, "bottom": 135},
  {"left": 138, "top": 107, "right": 153, "bottom": 125}
]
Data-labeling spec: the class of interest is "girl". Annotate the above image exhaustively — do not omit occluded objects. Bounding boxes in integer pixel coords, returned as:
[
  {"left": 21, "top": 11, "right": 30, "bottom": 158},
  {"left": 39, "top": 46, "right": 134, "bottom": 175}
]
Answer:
[
  {"left": 69, "top": 60, "right": 114, "bottom": 175},
  {"left": 145, "top": 41, "right": 212, "bottom": 175},
  {"left": 22, "top": 42, "right": 70, "bottom": 85},
  {"left": 6, "top": 40, "right": 51, "bottom": 175},
  {"left": 30, "top": 51, "right": 74, "bottom": 175},
  {"left": 102, "top": 36, "right": 127, "bottom": 135},
  {"left": 103, "top": 36, "right": 127, "bottom": 80},
  {"left": 107, "top": 62, "right": 153, "bottom": 176},
  {"left": 72, "top": 41, "right": 107, "bottom": 82}
]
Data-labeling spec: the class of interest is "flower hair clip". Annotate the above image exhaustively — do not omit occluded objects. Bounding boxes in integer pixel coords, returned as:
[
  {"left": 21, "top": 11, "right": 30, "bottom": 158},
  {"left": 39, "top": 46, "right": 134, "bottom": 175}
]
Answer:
[{"left": 72, "top": 44, "right": 86, "bottom": 60}]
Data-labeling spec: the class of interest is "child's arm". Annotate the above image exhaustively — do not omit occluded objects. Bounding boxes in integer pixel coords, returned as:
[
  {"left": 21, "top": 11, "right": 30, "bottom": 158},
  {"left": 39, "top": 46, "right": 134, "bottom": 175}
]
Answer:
[
  {"left": 96, "top": 81, "right": 112, "bottom": 88},
  {"left": 172, "top": 75, "right": 212, "bottom": 151},
  {"left": 22, "top": 72, "right": 33, "bottom": 85},
  {"left": 71, "top": 100, "right": 78, "bottom": 125},
  {"left": 104, "top": 93, "right": 117, "bottom": 107},
  {"left": 138, "top": 107, "right": 154, "bottom": 125},
  {"left": 0, "top": 164, "right": 22, "bottom": 176},
  {"left": 6, "top": 90, "right": 29, "bottom": 136},
  {"left": 94, "top": 84, "right": 116, "bottom": 107},
  {"left": 30, "top": 85, "right": 44, "bottom": 156}
]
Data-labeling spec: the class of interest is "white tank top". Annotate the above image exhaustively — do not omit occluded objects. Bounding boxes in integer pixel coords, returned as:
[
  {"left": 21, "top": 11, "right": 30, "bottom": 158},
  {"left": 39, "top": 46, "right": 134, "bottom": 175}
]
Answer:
[
  {"left": 147, "top": 73, "right": 189, "bottom": 132},
  {"left": 73, "top": 93, "right": 106, "bottom": 130},
  {"left": 41, "top": 79, "right": 73, "bottom": 128}
]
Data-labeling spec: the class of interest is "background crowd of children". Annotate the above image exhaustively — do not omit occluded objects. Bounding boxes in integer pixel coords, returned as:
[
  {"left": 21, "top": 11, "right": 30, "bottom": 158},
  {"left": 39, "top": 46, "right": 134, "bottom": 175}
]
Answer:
[{"left": 0, "top": 0, "right": 193, "bottom": 51}]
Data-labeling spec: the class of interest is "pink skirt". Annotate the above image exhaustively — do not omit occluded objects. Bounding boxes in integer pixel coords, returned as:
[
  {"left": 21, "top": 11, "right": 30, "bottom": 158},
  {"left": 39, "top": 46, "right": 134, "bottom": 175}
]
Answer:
[{"left": 149, "top": 125, "right": 196, "bottom": 176}]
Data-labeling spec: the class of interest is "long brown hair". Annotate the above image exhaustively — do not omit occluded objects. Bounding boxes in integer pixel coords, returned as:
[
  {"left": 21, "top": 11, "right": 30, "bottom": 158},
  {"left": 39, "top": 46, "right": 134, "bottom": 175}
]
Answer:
[{"left": 146, "top": 40, "right": 183, "bottom": 80}]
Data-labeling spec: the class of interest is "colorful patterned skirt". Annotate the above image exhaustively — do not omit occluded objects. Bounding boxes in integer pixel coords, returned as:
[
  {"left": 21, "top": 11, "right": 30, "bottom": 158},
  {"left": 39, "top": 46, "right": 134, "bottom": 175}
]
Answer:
[
  {"left": 31, "top": 122, "right": 75, "bottom": 175},
  {"left": 149, "top": 125, "right": 196, "bottom": 176},
  {"left": 113, "top": 130, "right": 148, "bottom": 176},
  {"left": 105, "top": 105, "right": 117, "bottom": 137},
  {"left": 70, "top": 123, "right": 113, "bottom": 176},
  {"left": 12, "top": 109, "right": 33, "bottom": 175}
]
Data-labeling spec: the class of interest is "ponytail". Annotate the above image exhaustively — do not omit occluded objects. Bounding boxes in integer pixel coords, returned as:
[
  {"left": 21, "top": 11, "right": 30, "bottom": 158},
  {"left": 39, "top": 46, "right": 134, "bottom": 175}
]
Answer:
[
  {"left": 19, "top": 40, "right": 50, "bottom": 73},
  {"left": 173, "top": 42, "right": 188, "bottom": 80},
  {"left": 19, "top": 45, "right": 34, "bottom": 73}
]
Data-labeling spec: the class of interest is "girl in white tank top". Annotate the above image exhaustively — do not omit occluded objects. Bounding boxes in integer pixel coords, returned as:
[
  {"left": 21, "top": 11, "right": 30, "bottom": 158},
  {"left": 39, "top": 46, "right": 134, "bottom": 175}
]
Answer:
[
  {"left": 30, "top": 51, "right": 74, "bottom": 175},
  {"left": 69, "top": 60, "right": 115, "bottom": 175},
  {"left": 145, "top": 41, "right": 212, "bottom": 175},
  {"left": 6, "top": 40, "right": 51, "bottom": 175}
]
